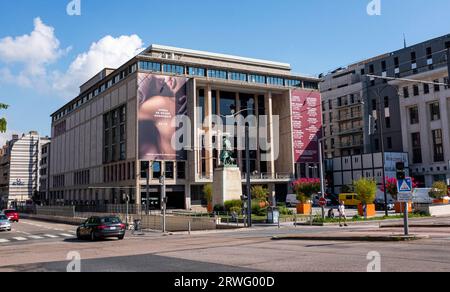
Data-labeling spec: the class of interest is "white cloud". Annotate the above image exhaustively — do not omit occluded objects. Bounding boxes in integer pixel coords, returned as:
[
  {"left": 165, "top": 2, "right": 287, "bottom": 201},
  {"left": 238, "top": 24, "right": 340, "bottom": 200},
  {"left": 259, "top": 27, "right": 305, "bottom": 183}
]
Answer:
[
  {"left": 0, "top": 18, "right": 70, "bottom": 78},
  {"left": 53, "top": 34, "right": 144, "bottom": 97},
  {"left": 0, "top": 17, "right": 144, "bottom": 99}
]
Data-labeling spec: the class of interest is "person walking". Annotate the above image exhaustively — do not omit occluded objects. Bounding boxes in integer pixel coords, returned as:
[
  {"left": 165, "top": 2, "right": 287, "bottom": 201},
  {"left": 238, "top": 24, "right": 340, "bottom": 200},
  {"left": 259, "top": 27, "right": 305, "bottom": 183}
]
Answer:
[{"left": 338, "top": 201, "right": 348, "bottom": 227}]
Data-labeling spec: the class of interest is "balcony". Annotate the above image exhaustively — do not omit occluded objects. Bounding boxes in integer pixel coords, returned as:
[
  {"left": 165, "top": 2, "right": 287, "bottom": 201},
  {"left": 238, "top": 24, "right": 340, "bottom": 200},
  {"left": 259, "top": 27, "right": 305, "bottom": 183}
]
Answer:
[
  {"left": 336, "top": 140, "right": 364, "bottom": 149},
  {"left": 336, "top": 127, "right": 364, "bottom": 136},
  {"left": 196, "top": 172, "right": 294, "bottom": 183}
]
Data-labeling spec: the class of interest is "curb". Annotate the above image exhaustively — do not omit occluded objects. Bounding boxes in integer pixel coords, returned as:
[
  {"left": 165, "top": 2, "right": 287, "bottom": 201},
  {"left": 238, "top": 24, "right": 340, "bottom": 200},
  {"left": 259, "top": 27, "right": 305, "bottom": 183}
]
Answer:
[
  {"left": 271, "top": 234, "right": 429, "bottom": 242},
  {"left": 380, "top": 224, "right": 450, "bottom": 228}
]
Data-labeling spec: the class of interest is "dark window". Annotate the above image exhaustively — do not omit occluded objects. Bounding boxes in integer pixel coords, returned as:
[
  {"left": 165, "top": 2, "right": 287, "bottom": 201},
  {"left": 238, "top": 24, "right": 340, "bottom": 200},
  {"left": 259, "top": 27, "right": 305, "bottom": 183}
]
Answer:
[
  {"left": 411, "top": 52, "right": 417, "bottom": 63},
  {"left": 413, "top": 85, "right": 419, "bottom": 96},
  {"left": 384, "top": 96, "right": 389, "bottom": 108},
  {"left": 403, "top": 87, "right": 409, "bottom": 98},
  {"left": 426, "top": 47, "right": 432, "bottom": 59},
  {"left": 140, "top": 161, "right": 149, "bottom": 179},
  {"left": 177, "top": 161, "right": 186, "bottom": 179},
  {"left": 434, "top": 80, "right": 440, "bottom": 92},
  {"left": 409, "top": 106, "right": 419, "bottom": 124},
  {"left": 424, "top": 83, "right": 430, "bottom": 94},
  {"left": 385, "top": 117, "right": 391, "bottom": 128},
  {"left": 411, "top": 133, "right": 422, "bottom": 164},
  {"left": 165, "top": 162, "right": 174, "bottom": 179},
  {"left": 430, "top": 102, "right": 440, "bottom": 121},
  {"left": 387, "top": 137, "right": 393, "bottom": 149},
  {"left": 432, "top": 129, "right": 444, "bottom": 162},
  {"left": 371, "top": 99, "right": 377, "bottom": 111}
]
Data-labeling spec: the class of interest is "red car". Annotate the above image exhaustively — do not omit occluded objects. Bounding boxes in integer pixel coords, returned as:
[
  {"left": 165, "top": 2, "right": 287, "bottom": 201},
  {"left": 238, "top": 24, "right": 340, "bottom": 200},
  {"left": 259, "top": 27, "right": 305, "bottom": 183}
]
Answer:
[{"left": 3, "top": 210, "right": 19, "bottom": 222}]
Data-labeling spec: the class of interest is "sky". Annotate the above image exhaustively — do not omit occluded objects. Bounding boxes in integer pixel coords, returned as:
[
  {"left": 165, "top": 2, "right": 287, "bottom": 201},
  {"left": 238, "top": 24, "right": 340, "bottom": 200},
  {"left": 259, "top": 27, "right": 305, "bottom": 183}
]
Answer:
[{"left": 0, "top": 0, "right": 450, "bottom": 144}]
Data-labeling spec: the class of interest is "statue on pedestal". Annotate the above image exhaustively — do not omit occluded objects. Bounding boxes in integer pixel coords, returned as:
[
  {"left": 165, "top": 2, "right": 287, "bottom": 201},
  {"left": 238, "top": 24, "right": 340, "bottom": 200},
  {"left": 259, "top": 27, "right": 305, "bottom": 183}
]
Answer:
[{"left": 220, "top": 136, "right": 236, "bottom": 167}]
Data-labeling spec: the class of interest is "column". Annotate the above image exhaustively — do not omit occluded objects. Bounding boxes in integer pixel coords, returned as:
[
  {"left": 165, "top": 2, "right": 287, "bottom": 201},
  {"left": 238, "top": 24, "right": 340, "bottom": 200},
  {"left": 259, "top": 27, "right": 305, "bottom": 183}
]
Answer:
[
  {"left": 205, "top": 86, "right": 214, "bottom": 176},
  {"left": 265, "top": 91, "right": 275, "bottom": 177}
]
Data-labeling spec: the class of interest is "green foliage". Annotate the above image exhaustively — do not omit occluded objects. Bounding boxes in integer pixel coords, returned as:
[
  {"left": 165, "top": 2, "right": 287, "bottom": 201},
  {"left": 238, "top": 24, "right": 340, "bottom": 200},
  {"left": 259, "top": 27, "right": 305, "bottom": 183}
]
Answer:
[
  {"left": 292, "top": 178, "right": 321, "bottom": 203},
  {"left": 251, "top": 185, "right": 268, "bottom": 202},
  {"left": 213, "top": 204, "right": 224, "bottom": 212},
  {"left": 354, "top": 178, "right": 377, "bottom": 204},
  {"left": 277, "top": 205, "right": 293, "bottom": 216},
  {"left": 429, "top": 181, "right": 448, "bottom": 199},
  {"left": 0, "top": 103, "right": 8, "bottom": 133},
  {"left": 230, "top": 206, "right": 242, "bottom": 214},
  {"left": 224, "top": 200, "right": 242, "bottom": 211},
  {"left": 341, "top": 185, "right": 353, "bottom": 193},
  {"left": 251, "top": 201, "right": 267, "bottom": 216},
  {"left": 203, "top": 184, "right": 213, "bottom": 204}
]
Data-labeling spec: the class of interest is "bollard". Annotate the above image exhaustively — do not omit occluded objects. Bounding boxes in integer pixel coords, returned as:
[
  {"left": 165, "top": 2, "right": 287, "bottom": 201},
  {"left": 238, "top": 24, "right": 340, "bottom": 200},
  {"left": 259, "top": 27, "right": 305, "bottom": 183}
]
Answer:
[{"left": 188, "top": 221, "right": 191, "bottom": 235}]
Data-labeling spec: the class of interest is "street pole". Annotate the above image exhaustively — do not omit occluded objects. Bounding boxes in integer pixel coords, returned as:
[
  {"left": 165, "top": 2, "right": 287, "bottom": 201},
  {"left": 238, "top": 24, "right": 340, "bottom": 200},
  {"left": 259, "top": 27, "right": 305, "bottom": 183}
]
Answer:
[
  {"left": 146, "top": 164, "right": 150, "bottom": 216},
  {"left": 161, "top": 175, "right": 167, "bottom": 233},
  {"left": 319, "top": 139, "right": 326, "bottom": 220},
  {"left": 245, "top": 122, "right": 252, "bottom": 228},
  {"left": 404, "top": 201, "right": 409, "bottom": 236},
  {"left": 376, "top": 89, "right": 389, "bottom": 217}
]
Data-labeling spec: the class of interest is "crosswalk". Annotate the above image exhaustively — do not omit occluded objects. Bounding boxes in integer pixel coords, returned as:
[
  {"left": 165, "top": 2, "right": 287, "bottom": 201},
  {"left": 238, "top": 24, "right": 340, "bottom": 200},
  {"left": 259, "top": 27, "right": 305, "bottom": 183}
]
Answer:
[{"left": 0, "top": 232, "right": 76, "bottom": 244}]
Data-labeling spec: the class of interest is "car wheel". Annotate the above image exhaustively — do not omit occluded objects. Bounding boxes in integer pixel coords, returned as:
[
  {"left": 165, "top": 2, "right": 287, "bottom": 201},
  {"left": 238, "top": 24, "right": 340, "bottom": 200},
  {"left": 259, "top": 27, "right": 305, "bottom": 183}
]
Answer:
[
  {"left": 76, "top": 230, "right": 82, "bottom": 240},
  {"left": 90, "top": 231, "right": 97, "bottom": 241},
  {"left": 118, "top": 235, "right": 125, "bottom": 240}
]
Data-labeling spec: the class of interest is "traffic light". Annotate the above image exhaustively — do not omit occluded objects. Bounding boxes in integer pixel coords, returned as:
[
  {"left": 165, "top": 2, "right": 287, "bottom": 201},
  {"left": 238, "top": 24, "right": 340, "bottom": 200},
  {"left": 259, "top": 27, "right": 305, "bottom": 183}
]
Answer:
[
  {"left": 396, "top": 162, "right": 406, "bottom": 180},
  {"left": 369, "top": 115, "right": 377, "bottom": 136}
]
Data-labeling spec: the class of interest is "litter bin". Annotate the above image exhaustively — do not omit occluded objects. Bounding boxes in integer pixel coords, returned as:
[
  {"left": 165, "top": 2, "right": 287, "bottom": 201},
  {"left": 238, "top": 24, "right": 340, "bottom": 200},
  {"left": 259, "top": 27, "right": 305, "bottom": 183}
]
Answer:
[{"left": 267, "top": 207, "right": 280, "bottom": 224}]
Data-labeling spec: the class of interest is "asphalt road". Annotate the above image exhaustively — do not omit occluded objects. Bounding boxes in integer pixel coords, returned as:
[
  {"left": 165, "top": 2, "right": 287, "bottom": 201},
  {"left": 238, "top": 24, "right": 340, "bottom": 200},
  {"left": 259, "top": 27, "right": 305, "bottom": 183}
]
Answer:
[{"left": 1, "top": 218, "right": 450, "bottom": 272}]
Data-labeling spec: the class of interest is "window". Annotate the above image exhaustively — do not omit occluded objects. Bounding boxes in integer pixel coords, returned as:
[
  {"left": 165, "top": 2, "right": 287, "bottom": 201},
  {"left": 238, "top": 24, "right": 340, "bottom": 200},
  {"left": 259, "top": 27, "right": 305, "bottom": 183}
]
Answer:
[
  {"left": 163, "top": 64, "right": 184, "bottom": 75},
  {"left": 207, "top": 69, "right": 227, "bottom": 79},
  {"left": 387, "top": 137, "right": 393, "bottom": 149},
  {"left": 177, "top": 161, "right": 186, "bottom": 179},
  {"left": 385, "top": 117, "right": 391, "bottom": 128},
  {"left": 413, "top": 85, "right": 419, "bottom": 96},
  {"left": 411, "top": 133, "right": 422, "bottom": 164},
  {"left": 229, "top": 72, "right": 247, "bottom": 82},
  {"left": 165, "top": 162, "right": 174, "bottom": 179},
  {"left": 188, "top": 67, "right": 205, "bottom": 77},
  {"left": 248, "top": 74, "right": 266, "bottom": 84},
  {"left": 384, "top": 96, "right": 389, "bottom": 108},
  {"left": 430, "top": 102, "right": 440, "bottom": 121},
  {"left": 139, "top": 61, "right": 161, "bottom": 72},
  {"left": 424, "top": 83, "right": 430, "bottom": 94},
  {"left": 152, "top": 161, "right": 162, "bottom": 179},
  {"left": 285, "top": 79, "right": 302, "bottom": 87},
  {"left": 371, "top": 99, "right": 377, "bottom": 111},
  {"left": 267, "top": 76, "right": 284, "bottom": 86},
  {"left": 432, "top": 129, "right": 444, "bottom": 162},
  {"left": 304, "top": 81, "right": 319, "bottom": 89},
  {"left": 409, "top": 106, "right": 419, "bottom": 124},
  {"left": 434, "top": 80, "right": 440, "bottom": 92},
  {"left": 140, "top": 161, "right": 149, "bottom": 179},
  {"left": 403, "top": 87, "right": 409, "bottom": 98},
  {"left": 103, "top": 105, "right": 126, "bottom": 163}
]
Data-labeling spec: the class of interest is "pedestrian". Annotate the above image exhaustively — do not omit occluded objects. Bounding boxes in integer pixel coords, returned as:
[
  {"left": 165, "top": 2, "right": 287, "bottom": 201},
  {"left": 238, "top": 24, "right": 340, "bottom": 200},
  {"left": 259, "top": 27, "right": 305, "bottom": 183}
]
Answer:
[
  {"left": 338, "top": 201, "right": 348, "bottom": 227},
  {"left": 328, "top": 208, "right": 335, "bottom": 219}
]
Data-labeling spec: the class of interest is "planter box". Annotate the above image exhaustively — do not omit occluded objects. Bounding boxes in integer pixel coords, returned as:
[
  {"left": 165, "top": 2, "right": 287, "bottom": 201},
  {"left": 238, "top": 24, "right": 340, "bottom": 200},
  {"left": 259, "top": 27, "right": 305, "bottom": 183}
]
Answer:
[
  {"left": 433, "top": 199, "right": 449, "bottom": 205},
  {"left": 207, "top": 203, "right": 213, "bottom": 213},
  {"left": 358, "top": 204, "right": 376, "bottom": 217},
  {"left": 297, "top": 203, "right": 311, "bottom": 215},
  {"left": 395, "top": 202, "right": 413, "bottom": 213}
]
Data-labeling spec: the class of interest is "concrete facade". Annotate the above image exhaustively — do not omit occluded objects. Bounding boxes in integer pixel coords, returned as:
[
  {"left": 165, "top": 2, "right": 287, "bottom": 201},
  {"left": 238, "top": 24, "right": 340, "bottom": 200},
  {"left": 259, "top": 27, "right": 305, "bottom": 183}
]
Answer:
[{"left": 49, "top": 45, "right": 321, "bottom": 210}]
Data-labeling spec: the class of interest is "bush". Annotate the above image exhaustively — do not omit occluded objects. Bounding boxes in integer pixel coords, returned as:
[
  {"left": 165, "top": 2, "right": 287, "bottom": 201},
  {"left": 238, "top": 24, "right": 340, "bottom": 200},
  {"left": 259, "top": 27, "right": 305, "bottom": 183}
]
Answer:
[
  {"left": 203, "top": 184, "right": 213, "bottom": 204},
  {"left": 251, "top": 185, "right": 269, "bottom": 202},
  {"left": 429, "top": 181, "right": 448, "bottom": 199},
  {"left": 354, "top": 178, "right": 377, "bottom": 204},
  {"left": 230, "top": 206, "right": 242, "bottom": 214},
  {"left": 251, "top": 201, "right": 267, "bottom": 216},
  {"left": 278, "top": 205, "right": 293, "bottom": 216},
  {"left": 224, "top": 200, "right": 242, "bottom": 212},
  {"left": 213, "top": 204, "right": 224, "bottom": 212}
]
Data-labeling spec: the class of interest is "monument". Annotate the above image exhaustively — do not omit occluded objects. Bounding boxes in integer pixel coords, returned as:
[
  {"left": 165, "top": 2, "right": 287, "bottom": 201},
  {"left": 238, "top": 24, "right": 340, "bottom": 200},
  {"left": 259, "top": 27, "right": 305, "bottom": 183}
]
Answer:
[{"left": 212, "top": 137, "right": 243, "bottom": 207}]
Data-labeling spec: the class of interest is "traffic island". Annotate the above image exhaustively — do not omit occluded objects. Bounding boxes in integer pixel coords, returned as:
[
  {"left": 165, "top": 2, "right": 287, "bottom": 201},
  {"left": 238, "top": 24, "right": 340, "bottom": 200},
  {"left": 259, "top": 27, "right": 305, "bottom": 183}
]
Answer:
[{"left": 272, "top": 234, "right": 429, "bottom": 242}]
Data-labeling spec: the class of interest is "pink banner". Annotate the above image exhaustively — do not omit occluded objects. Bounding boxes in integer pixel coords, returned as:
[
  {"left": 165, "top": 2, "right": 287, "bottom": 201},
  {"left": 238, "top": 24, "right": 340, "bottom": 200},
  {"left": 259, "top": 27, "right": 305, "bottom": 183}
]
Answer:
[{"left": 291, "top": 89, "right": 322, "bottom": 163}]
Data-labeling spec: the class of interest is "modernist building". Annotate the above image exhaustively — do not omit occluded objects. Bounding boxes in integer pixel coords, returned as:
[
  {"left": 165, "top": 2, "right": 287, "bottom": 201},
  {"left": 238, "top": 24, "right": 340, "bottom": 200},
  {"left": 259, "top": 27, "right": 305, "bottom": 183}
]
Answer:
[
  {"left": 0, "top": 132, "right": 50, "bottom": 208},
  {"left": 389, "top": 39, "right": 450, "bottom": 187},
  {"left": 38, "top": 140, "right": 51, "bottom": 205},
  {"left": 49, "top": 45, "right": 321, "bottom": 210}
]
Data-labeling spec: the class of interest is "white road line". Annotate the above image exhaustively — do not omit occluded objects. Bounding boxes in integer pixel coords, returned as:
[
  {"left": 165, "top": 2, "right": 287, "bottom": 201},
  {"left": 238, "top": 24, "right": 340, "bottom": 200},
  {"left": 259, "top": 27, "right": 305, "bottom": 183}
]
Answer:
[
  {"left": 44, "top": 234, "right": 59, "bottom": 238},
  {"left": 59, "top": 234, "right": 73, "bottom": 237},
  {"left": 28, "top": 235, "right": 44, "bottom": 240},
  {"left": 0, "top": 239, "right": 10, "bottom": 243},
  {"left": 13, "top": 237, "right": 28, "bottom": 241},
  {"left": 68, "top": 231, "right": 76, "bottom": 234}
]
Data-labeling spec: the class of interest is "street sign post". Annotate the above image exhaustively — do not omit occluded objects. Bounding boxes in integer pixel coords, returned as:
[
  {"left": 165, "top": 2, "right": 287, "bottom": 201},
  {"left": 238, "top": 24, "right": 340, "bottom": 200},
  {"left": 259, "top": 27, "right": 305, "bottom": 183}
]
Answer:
[
  {"left": 318, "top": 197, "right": 327, "bottom": 207},
  {"left": 397, "top": 177, "right": 413, "bottom": 236}
]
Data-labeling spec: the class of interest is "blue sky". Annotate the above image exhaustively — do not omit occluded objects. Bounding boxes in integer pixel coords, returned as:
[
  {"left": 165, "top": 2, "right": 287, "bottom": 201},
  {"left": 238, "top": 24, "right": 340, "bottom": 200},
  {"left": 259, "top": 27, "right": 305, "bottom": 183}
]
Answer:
[{"left": 0, "top": 0, "right": 450, "bottom": 141}]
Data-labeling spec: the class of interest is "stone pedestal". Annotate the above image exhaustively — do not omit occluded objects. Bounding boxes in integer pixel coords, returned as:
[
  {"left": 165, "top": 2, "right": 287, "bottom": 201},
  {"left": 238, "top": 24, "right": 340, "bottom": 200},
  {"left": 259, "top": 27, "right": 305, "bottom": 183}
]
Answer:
[{"left": 213, "top": 167, "right": 243, "bottom": 207}]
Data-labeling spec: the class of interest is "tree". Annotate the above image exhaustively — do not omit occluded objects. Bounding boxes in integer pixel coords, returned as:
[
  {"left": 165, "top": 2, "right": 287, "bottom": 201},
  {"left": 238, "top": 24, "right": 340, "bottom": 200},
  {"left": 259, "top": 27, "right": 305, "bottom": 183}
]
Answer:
[
  {"left": 354, "top": 178, "right": 377, "bottom": 218},
  {"left": 429, "top": 181, "right": 448, "bottom": 199},
  {"left": 0, "top": 103, "right": 8, "bottom": 133},
  {"left": 203, "top": 184, "right": 213, "bottom": 205},
  {"left": 251, "top": 185, "right": 268, "bottom": 203},
  {"left": 292, "top": 178, "right": 321, "bottom": 204}
]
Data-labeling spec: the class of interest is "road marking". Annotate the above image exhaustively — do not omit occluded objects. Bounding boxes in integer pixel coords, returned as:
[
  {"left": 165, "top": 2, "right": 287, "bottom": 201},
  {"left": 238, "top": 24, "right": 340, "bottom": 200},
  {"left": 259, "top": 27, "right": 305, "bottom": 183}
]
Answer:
[
  {"left": 13, "top": 237, "right": 28, "bottom": 241},
  {"left": 28, "top": 235, "right": 44, "bottom": 240},
  {"left": 0, "top": 239, "right": 10, "bottom": 243},
  {"left": 44, "top": 234, "right": 59, "bottom": 238},
  {"left": 59, "top": 233, "right": 73, "bottom": 237}
]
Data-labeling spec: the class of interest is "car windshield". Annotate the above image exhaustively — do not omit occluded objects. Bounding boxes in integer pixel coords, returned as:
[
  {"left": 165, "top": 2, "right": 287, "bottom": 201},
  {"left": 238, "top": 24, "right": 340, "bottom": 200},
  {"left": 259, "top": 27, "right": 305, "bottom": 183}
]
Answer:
[
  {"left": 100, "top": 217, "right": 121, "bottom": 224},
  {"left": 0, "top": 215, "right": 7, "bottom": 220}
]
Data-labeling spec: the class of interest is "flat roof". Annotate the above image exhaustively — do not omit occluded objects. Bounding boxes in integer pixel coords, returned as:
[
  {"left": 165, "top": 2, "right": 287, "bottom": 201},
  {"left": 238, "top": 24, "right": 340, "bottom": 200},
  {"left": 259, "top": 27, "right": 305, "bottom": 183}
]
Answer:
[{"left": 145, "top": 44, "right": 292, "bottom": 70}]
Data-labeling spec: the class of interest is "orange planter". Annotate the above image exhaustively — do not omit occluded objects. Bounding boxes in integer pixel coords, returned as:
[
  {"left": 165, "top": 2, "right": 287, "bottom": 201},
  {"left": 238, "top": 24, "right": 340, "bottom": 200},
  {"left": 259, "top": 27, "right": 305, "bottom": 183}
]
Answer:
[
  {"left": 358, "top": 204, "right": 376, "bottom": 217},
  {"left": 207, "top": 203, "right": 213, "bottom": 213},
  {"left": 297, "top": 203, "right": 312, "bottom": 215},
  {"left": 395, "top": 202, "right": 412, "bottom": 213},
  {"left": 433, "top": 199, "right": 449, "bottom": 205}
]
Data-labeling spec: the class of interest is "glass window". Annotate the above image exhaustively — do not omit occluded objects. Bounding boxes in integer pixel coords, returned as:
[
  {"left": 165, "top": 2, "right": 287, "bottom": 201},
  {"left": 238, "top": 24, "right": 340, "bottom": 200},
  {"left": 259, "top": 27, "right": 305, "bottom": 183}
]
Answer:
[
  {"left": 430, "top": 102, "right": 440, "bottom": 121},
  {"left": 207, "top": 69, "right": 227, "bottom": 79},
  {"left": 188, "top": 67, "right": 205, "bottom": 77},
  {"left": 177, "top": 161, "right": 186, "bottom": 179},
  {"left": 152, "top": 162, "right": 162, "bottom": 179},
  {"left": 229, "top": 72, "right": 247, "bottom": 82},
  {"left": 432, "top": 129, "right": 444, "bottom": 162},
  {"left": 248, "top": 74, "right": 266, "bottom": 84},
  {"left": 409, "top": 106, "right": 419, "bottom": 124},
  {"left": 163, "top": 64, "right": 184, "bottom": 75},
  {"left": 165, "top": 162, "right": 174, "bottom": 179},
  {"left": 267, "top": 76, "right": 284, "bottom": 86},
  {"left": 411, "top": 133, "right": 422, "bottom": 164},
  {"left": 140, "top": 161, "right": 149, "bottom": 179}
]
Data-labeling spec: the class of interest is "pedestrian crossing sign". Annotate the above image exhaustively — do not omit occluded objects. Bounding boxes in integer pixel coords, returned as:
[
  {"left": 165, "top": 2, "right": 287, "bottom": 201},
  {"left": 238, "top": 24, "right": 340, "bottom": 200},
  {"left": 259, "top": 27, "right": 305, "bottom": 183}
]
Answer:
[{"left": 397, "top": 177, "right": 413, "bottom": 194}]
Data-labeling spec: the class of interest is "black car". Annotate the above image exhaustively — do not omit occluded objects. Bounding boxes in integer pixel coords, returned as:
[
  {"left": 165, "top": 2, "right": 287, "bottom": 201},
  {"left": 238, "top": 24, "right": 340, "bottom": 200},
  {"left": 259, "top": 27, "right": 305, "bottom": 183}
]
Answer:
[{"left": 77, "top": 216, "right": 126, "bottom": 241}]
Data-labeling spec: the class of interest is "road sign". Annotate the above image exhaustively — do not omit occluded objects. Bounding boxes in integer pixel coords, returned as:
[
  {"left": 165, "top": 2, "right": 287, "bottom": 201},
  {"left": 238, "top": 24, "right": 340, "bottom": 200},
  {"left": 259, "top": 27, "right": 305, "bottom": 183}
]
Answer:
[
  {"left": 398, "top": 193, "right": 413, "bottom": 203},
  {"left": 318, "top": 197, "right": 327, "bottom": 207},
  {"left": 397, "top": 177, "right": 413, "bottom": 194}
]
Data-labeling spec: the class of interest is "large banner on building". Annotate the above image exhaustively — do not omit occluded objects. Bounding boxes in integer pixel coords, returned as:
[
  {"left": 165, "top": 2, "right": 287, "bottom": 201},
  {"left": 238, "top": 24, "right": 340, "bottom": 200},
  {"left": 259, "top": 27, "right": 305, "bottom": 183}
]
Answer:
[
  {"left": 138, "top": 73, "right": 188, "bottom": 161},
  {"left": 291, "top": 89, "right": 322, "bottom": 163}
]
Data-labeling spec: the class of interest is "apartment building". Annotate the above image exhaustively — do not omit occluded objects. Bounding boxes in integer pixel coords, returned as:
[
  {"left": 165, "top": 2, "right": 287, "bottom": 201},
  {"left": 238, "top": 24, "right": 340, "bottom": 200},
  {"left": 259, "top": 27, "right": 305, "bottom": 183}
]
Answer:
[
  {"left": 49, "top": 45, "right": 321, "bottom": 209},
  {"left": 0, "top": 132, "right": 50, "bottom": 208}
]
